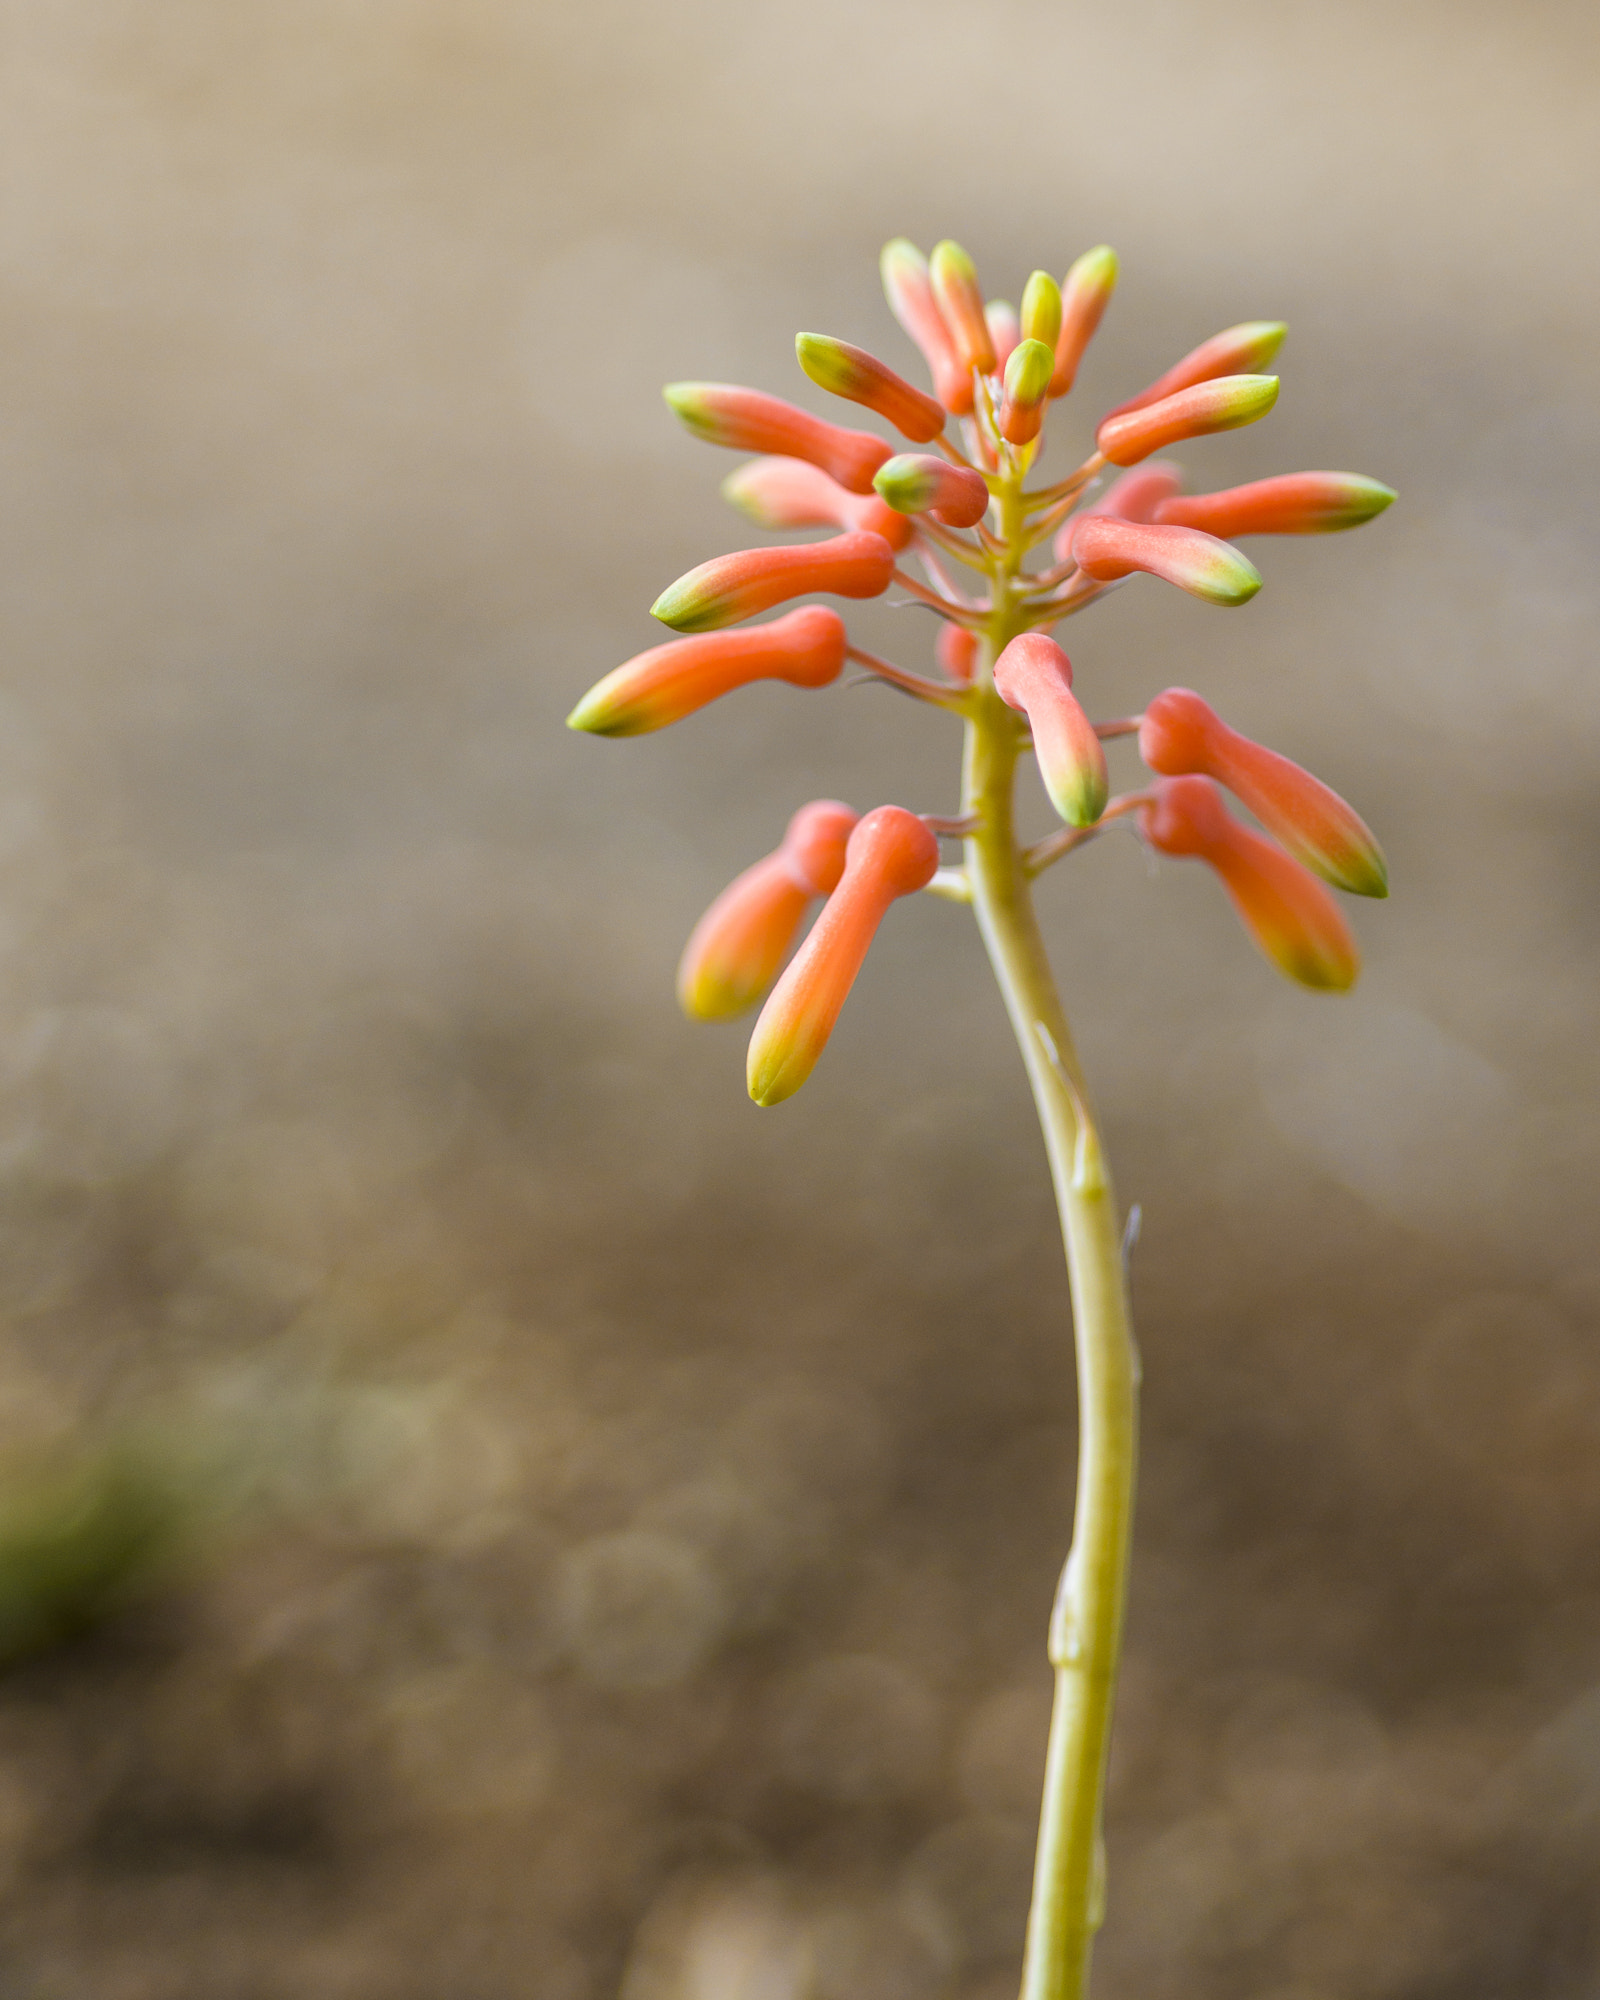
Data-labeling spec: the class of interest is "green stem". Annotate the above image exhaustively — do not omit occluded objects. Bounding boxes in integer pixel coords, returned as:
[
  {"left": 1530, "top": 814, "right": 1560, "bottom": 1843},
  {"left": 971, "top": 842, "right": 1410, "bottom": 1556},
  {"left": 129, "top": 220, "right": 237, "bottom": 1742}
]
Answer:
[{"left": 965, "top": 486, "right": 1139, "bottom": 2000}]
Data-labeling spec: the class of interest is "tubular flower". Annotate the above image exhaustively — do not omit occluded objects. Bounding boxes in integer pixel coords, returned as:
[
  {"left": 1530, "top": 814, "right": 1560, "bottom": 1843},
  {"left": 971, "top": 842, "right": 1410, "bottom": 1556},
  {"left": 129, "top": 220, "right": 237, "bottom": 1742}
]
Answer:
[
  {"left": 1139, "top": 688, "right": 1387, "bottom": 896},
  {"left": 1067, "top": 516, "right": 1262, "bottom": 607},
  {"left": 993, "top": 634, "right": 1108, "bottom": 827},
  {"left": 999, "top": 339, "right": 1055, "bottom": 446},
  {"left": 664, "top": 383, "right": 892, "bottom": 494},
  {"left": 746, "top": 807, "right": 939, "bottom": 1105},
  {"left": 880, "top": 238, "right": 972, "bottom": 413},
  {"left": 874, "top": 454, "right": 991, "bottom": 529},
  {"left": 1019, "top": 270, "right": 1063, "bottom": 352},
  {"left": 1055, "top": 464, "right": 1182, "bottom": 562},
  {"left": 569, "top": 605, "right": 848, "bottom": 735},
  {"left": 794, "top": 333, "right": 947, "bottom": 444},
  {"left": 1050, "top": 245, "right": 1118, "bottom": 397},
  {"left": 722, "top": 456, "right": 914, "bottom": 551},
  {"left": 1097, "top": 375, "right": 1279, "bottom": 467},
  {"left": 1140, "top": 775, "right": 1359, "bottom": 991},
  {"left": 651, "top": 531, "right": 895, "bottom": 633},
  {"left": 938, "top": 623, "right": 979, "bottom": 684},
  {"left": 678, "top": 800, "right": 859, "bottom": 1020},
  {"left": 1155, "top": 472, "right": 1397, "bottom": 537},
  {"left": 929, "top": 240, "right": 996, "bottom": 376},
  {"left": 1102, "top": 320, "right": 1287, "bottom": 423},
  {"left": 985, "top": 299, "right": 1022, "bottom": 371}
]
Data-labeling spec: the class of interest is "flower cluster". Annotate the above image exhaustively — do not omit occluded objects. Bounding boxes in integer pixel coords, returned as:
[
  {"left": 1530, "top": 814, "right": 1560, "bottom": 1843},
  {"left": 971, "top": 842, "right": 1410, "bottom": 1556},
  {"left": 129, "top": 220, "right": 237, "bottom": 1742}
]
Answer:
[{"left": 569, "top": 239, "right": 1394, "bottom": 1103}]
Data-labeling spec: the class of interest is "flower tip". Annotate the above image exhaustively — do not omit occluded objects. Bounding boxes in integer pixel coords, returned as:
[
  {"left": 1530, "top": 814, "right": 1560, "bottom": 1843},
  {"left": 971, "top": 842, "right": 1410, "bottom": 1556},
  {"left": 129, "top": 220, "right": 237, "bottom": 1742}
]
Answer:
[
  {"left": 929, "top": 238, "right": 996, "bottom": 375},
  {"left": 1096, "top": 373, "right": 1279, "bottom": 467},
  {"left": 1049, "top": 245, "right": 1118, "bottom": 397},
  {"left": 1069, "top": 516, "right": 1263, "bottom": 607},
  {"left": 874, "top": 454, "right": 989, "bottom": 529}
]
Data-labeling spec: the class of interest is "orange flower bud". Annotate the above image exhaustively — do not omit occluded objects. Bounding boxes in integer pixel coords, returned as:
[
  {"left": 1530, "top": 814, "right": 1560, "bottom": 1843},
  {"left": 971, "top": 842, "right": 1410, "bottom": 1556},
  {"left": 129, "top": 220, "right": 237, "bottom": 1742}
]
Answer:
[
  {"left": 937, "top": 623, "right": 980, "bottom": 684},
  {"left": 999, "top": 338, "right": 1055, "bottom": 446},
  {"left": 1019, "top": 271, "right": 1063, "bottom": 353},
  {"left": 985, "top": 300, "right": 1021, "bottom": 372},
  {"left": 880, "top": 238, "right": 972, "bottom": 415},
  {"left": 930, "top": 240, "right": 996, "bottom": 376},
  {"left": 1102, "top": 320, "right": 1287, "bottom": 424},
  {"left": 746, "top": 806, "right": 939, "bottom": 1105},
  {"left": 1155, "top": 471, "right": 1396, "bottom": 537},
  {"left": 664, "top": 382, "right": 891, "bottom": 495},
  {"left": 1139, "top": 687, "right": 1387, "bottom": 897},
  {"left": 1140, "top": 775, "right": 1359, "bottom": 991},
  {"left": 1049, "top": 246, "right": 1118, "bottom": 398},
  {"left": 651, "top": 532, "right": 895, "bottom": 634},
  {"left": 992, "top": 634, "right": 1108, "bottom": 827},
  {"left": 1067, "top": 516, "right": 1262, "bottom": 606},
  {"left": 678, "top": 800, "right": 858, "bottom": 1020},
  {"left": 794, "top": 333, "right": 947, "bottom": 444},
  {"left": 1054, "top": 465, "right": 1183, "bottom": 562},
  {"left": 1096, "top": 375, "right": 1279, "bottom": 467},
  {"left": 721, "top": 456, "right": 914, "bottom": 551},
  {"left": 874, "top": 454, "right": 991, "bottom": 530},
  {"left": 569, "top": 605, "right": 849, "bottom": 735}
]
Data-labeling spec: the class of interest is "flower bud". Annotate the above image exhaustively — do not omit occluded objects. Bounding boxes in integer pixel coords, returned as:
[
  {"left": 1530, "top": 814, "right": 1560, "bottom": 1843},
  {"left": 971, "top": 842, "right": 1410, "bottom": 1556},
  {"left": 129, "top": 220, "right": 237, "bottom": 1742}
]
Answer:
[
  {"left": 746, "top": 806, "right": 939, "bottom": 1104},
  {"left": 664, "top": 382, "right": 891, "bottom": 495},
  {"left": 1140, "top": 775, "right": 1359, "bottom": 991},
  {"left": 1053, "top": 465, "right": 1183, "bottom": 562},
  {"left": 930, "top": 240, "right": 996, "bottom": 376},
  {"left": 874, "top": 454, "right": 991, "bottom": 530},
  {"left": 1068, "top": 516, "right": 1262, "bottom": 606},
  {"left": 992, "top": 633, "right": 1108, "bottom": 827},
  {"left": 721, "top": 456, "right": 914, "bottom": 551},
  {"left": 880, "top": 238, "right": 972, "bottom": 414},
  {"left": 937, "top": 623, "right": 980, "bottom": 684},
  {"left": 1019, "top": 271, "right": 1063, "bottom": 353},
  {"left": 1096, "top": 374, "right": 1279, "bottom": 467},
  {"left": 678, "top": 800, "right": 858, "bottom": 1020},
  {"left": 1049, "top": 246, "right": 1118, "bottom": 398},
  {"left": 651, "top": 532, "right": 895, "bottom": 634},
  {"left": 998, "top": 338, "right": 1055, "bottom": 446},
  {"left": 794, "top": 333, "right": 946, "bottom": 444},
  {"left": 1139, "top": 687, "right": 1387, "bottom": 896},
  {"left": 1155, "top": 471, "right": 1396, "bottom": 537},
  {"left": 569, "top": 605, "right": 849, "bottom": 734},
  {"left": 985, "top": 301, "right": 1021, "bottom": 371},
  {"left": 1101, "top": 321, "right": 1287, "bottom": 423}
]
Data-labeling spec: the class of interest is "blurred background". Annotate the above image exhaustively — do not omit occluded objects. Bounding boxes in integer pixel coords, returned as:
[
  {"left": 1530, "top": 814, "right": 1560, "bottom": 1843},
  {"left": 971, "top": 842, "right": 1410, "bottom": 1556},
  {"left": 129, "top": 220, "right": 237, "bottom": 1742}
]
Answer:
[{"left": 0, "top": 0, "right": 1597, "bottom": 1994}]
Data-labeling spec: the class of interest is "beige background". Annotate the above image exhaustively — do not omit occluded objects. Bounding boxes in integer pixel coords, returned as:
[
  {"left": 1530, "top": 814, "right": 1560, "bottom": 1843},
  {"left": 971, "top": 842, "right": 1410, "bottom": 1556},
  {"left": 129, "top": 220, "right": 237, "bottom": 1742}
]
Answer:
[{"left": 0, "top": 1, "right": 1597, "bottom": 1994}]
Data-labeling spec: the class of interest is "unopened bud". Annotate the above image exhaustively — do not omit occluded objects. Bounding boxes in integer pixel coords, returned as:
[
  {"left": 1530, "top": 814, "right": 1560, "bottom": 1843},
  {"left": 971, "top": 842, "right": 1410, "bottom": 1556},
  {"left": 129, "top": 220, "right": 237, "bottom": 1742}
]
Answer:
[
  {"left": 1096, "top": 374, "right": 1279, "bottom": 467},
  {"left": 722, "top": 457, "right": 914, "bottom": 551},
  {"left": 930, "top": 240, "right": 996, "bottom": 376},
  {"left": 1140, "top": 775, "right": 1359, "bottom": 991},
  {"left": 678, "top": 800, "right": 858, "bottom": 1020},
  {"left": 746, "top": 806, "right": 939, "bottom": 1104},
  {"left": 1019, "top": 271, "right": 1063, "bottom": 352},
  {"left": 1054, "top": 464, "right": 1183, "bottom": 561},
  {"left": 1139, "top": 687, "right": 1387, "bottom": 896},
  {"left": 992, "top": 633, "right": 1108, "bottom": 827},
  {"left": 880, "top": 238, "right": 972, "bottom": 415},
  {"left": 1102, "top": 321, "right": 1286, "bottom": 424},
  {"left": 1068, "top": 516, "right": 1262, "bottom": 606},
  {"left": 937, "top": 623, "right": 980, "bottom": 684},
  {"left": 664, "top": 382, "right": 891, "bottom": 494},
  {"left": 650, "top": 532, "right": 895, "bottom": 634},
  {"left": 795, "top": 333, "right": 946, "bottom": 444},
  {"left": 874, "top": 454, "right": 991, "bottom": 530},
  {"left": 999, "top": 338, "right": 1054, "bottom": 446},
  {"left": 985, "top": 301, "right": 1021, "bottom": 371},
  {"left": 1156, "top": 471, "right": 1396, "bottom": 537},
  {"left": 1049, "top": 246, "right": 1118, "bottom": 397},
  {"left": 569, "top": 605, "right": 848, "bottom": 734}
]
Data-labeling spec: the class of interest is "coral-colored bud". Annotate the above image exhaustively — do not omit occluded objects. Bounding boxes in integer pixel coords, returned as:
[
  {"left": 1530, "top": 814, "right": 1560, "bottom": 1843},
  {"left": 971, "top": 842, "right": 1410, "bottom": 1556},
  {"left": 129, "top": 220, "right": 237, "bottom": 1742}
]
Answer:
[
  {"left": 651, "top": 533, "right": 895, "bottom": 634},
  {"left": 992, "top": 634, "right": 1108, "bottom": 827},
  {"left": 1140, "top": 775, "right": 1359, "bottom": 992},
  {"left": 999, "top": 338, "right": 1054, "bottom": 446},
  {"left": 722, "top": 456, "right": 914, "bottom": 551},
  {"left": 985, "top": 301, "right": 1021, "bottom": 371},
  {"left": 1096, "top": 375, "right": 1279, "bottom": 467},
  {"left": 1053, "top": 464, "right": 1183, "bottom": 562},
  {"left": 1155, "top": 472, "right": 1396, "bottom": 537},
  {"left": 930, "top": 240, "right": 996, "bottom": 376},
  {"left": 1139, "top": 688, "right": 1388, "bottom": 897},
  {"left": 1019, "top": 271, "right": 1063, "bottom": 353},
  {"left": 746, "top": 806, "right": 939, "bottom": 1105},
  {"left": 569, "top": 605, "right": 848, "bottom": 734},
  {"left": 1049, "top": 246, "right": 1118, "bottom": 398},
  {"left": 937, "top": 624, "right": 979, "bottom": 684},
  {"left": 1102, "top": 321, "right": 1287, "bottom": 423},
  {"left": 794, "top": 333, "right": 946, "bottom": 444},
  {"left": 874, "top": 454, "right": 991, "bottom": 530},
  {"left": 880, "top": 238, "right": 972, "bottom": 415},
  {"left": 1068, "top": 516, "right": 1262, "bottom": 606},
  {"left": 664, "top": 383, "right": 891, "bottom": 495},
  {"left": 677, "top": 800, "right": 858, "bottom": 1020}
]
